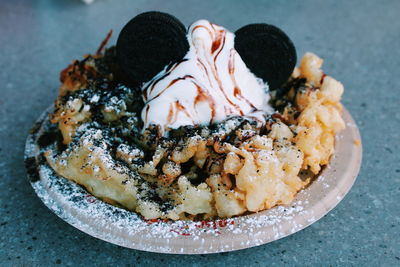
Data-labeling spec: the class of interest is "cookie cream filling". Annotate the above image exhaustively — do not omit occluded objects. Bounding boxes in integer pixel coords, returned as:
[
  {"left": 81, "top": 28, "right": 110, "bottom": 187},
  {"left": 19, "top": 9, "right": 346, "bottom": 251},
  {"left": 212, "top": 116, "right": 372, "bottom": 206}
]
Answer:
[{"left": 141, "top": 20, "right": 273, "bottom": 132}]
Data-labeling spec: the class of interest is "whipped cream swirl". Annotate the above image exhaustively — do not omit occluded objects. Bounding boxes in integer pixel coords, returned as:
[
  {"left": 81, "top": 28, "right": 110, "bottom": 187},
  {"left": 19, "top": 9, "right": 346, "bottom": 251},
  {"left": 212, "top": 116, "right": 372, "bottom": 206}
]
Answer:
[{"left": 141, "top": 20, "right": 272, "bottom": 133}]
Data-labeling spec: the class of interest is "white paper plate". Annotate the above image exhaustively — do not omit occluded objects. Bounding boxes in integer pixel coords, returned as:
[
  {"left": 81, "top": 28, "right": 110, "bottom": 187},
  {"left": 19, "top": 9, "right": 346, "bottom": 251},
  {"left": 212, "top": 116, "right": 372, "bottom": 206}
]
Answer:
[{"left": 25, "top": 106, "right": 362, "bottom": 254}]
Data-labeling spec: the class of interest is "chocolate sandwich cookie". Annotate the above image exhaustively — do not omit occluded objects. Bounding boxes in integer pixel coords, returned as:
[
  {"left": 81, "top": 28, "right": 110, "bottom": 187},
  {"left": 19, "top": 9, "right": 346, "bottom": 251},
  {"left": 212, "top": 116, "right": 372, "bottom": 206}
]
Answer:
[
  {"left": 116, "top": 11, "right": 189, "bottom": 86},
  {"left": 235, "top": 24, "right": 297, "bottom": 90}
]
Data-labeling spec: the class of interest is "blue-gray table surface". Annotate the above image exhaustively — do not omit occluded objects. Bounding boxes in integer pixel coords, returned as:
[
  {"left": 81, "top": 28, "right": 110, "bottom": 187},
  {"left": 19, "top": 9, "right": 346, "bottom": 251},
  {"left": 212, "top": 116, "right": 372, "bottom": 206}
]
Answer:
[{"left": 1, "top": 0, "right": 399, "bottom": 266}]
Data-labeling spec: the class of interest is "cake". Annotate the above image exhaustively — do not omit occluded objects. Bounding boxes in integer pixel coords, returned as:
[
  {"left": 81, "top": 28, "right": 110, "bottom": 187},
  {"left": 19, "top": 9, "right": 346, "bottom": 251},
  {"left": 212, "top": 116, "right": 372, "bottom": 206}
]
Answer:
[{"left": 44, "top": 12, "right": 345, "bottom": 220}]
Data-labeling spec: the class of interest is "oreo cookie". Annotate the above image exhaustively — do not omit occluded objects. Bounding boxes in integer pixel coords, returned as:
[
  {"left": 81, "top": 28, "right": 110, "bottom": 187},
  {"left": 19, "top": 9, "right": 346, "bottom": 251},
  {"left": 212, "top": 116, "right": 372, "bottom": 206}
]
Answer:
[
  {"left": 235, "top": 24, "right": 296, "bottom": 90},
  {"left": 116, "top": 11, "right": 189, "bottom": 86}
]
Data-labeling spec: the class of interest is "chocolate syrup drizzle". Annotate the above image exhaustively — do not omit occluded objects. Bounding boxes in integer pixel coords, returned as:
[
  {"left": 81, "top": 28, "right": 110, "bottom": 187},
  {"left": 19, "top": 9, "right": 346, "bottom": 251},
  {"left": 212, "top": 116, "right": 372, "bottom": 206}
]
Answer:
[{"left": 142, "top": 20, "right": 269, "bottom": 131}]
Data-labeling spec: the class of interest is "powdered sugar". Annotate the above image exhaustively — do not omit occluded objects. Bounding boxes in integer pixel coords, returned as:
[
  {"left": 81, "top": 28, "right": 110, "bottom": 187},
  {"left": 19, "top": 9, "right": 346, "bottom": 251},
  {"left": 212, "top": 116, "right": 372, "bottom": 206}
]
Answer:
[
  {"left": 24, "top": 106, "right": 361, "bottom": 254},
  {"left": 30, "top": 159, "right": 314, "bottom": 253}
]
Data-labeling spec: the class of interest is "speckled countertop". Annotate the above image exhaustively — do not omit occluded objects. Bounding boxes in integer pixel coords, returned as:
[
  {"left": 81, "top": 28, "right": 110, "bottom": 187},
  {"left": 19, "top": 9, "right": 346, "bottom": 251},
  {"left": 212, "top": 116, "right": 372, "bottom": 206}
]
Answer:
[{"left": 0, "top": 0, "right": 399, "bottom": 265}]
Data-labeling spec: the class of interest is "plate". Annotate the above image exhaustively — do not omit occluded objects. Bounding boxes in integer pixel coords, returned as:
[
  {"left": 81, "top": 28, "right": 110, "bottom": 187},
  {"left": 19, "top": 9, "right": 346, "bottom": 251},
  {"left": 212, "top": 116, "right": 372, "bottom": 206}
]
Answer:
[{"left": 24, "top": 106, "right": 362, "bottom": 254}]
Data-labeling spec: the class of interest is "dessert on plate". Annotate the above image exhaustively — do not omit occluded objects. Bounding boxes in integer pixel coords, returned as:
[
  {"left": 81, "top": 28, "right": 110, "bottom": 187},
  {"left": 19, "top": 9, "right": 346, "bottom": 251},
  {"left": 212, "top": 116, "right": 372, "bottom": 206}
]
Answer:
[{"left": 44, "top": 12, "right": 345, "bottom": 220}]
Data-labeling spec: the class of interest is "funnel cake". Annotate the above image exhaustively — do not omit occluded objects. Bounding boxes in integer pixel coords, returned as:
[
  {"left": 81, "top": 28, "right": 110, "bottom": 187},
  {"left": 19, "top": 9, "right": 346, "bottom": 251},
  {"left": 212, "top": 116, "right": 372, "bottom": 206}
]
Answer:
[{"left": 44, "top": 12, "right": 345, "bottom": 220}]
